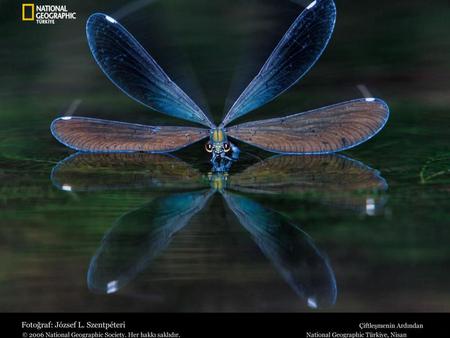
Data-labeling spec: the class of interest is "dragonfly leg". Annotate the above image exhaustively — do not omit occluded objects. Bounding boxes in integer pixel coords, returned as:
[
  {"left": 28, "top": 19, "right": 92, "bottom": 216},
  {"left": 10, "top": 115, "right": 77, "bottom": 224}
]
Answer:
[
  {"left": 230, "top": 142, "right": 240, "bottom": 161},
  {"left": 220, "top": 144, "right": 240, "bottom": 162},
  {"left": 210, "top": 152, "right": 218, "bottom": 163},
  {"left": 221, "top": 155, "right": 234, "bottom": 161},
  {"left": 210, "top": 143, "right": 240, "bottom": 172}
]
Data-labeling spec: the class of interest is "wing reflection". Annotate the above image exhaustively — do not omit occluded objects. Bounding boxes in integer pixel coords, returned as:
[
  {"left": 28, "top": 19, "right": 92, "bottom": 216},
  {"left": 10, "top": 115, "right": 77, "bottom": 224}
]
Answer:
[
  {"left": 88, "top": 190, "right": 213, "bottom": 294},
  {"left": 51, "top": 152, "right": 206, "bottom": 192},
  {"left": 229, "top": 154, "right": 388, "bottom": 215},
  {"left": 51, "top": 153, "right": 388, "bottom": 307},
  {"left": 223, "top": 191, "right": 336, "bottom": 308}
]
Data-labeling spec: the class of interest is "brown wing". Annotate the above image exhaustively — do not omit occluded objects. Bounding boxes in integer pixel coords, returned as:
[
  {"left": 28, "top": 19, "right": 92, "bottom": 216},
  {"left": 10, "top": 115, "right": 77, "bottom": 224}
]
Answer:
[
  {"left": 226, "top": 99, "right": 389, "bottom": 154},
  {"left": 51, "top": 116, "right": 209, "bottom": 152},
  {"left": 51, "top": 152, "right": 206, "bottom": 192}
]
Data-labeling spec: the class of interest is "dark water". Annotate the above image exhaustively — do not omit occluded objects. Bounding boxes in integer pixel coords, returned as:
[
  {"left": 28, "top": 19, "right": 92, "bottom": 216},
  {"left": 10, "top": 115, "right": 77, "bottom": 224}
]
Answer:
[{"left": 1, "top": 0, "right": 449, "bottom": 312}]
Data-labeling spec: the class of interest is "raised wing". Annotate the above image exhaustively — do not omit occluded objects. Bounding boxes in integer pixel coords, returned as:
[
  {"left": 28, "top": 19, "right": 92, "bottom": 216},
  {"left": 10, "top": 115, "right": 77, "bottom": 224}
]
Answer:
[
  {"left": 226, "top": 98, "right": 389, "bottom": 154},
  {"left": 51, "top": 116, "right": 209, "bottom": 153},
  {"left": 51, "top": 152, "right": 206, "bottom": 192},
  {"left": 88, "top": 190, "right": 213, "bottom": 294},
  {"left": 86, "top": 13, "right": 214, "bottom": 128},
  {"left": 221, "top": 0, "right": 336, "bottom": 126},
  {"left": 222, "top": 191, "right": 336, "bottom": 308}
]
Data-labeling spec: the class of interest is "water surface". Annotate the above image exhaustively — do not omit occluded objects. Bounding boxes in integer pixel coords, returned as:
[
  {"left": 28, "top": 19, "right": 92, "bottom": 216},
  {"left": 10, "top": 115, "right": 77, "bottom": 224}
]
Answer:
[{"left": 0, "top": 0, "right": 449, "bottom": 311}]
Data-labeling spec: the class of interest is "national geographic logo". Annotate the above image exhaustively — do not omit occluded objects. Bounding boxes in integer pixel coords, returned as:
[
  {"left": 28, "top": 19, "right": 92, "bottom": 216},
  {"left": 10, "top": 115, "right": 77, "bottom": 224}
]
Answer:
[
  {"left": 21, "top": 3, "right": 77, "bottom": 24},
  {"left": 22, "top": 4, "right": 35, "bottom": 21}
]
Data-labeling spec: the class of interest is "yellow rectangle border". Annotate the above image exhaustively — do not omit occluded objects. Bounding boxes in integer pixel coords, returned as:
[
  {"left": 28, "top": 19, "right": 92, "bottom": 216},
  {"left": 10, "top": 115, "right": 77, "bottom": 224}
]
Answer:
[{"left": 22, "top": 3, "right": 35, "bottom": 21}]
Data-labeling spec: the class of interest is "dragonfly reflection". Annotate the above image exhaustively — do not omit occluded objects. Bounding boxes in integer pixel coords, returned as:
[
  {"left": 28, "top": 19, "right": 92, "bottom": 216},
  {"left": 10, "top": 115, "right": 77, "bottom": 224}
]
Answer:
[
  {"left": 50, "top": 0, "right": 389, "bottom": 170},
  {"left": 51, "top": 153, "right": 387, "bottom": 308}
]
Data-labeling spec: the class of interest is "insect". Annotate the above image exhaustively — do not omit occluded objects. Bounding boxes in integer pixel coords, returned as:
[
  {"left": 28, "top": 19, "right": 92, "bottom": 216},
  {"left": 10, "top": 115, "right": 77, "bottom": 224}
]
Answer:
[
  {"left": 51, "top": 152, "right": 387, "bottom": 306},
  {"left": 50, "top": 0, "right": 389, "bottom": 169}
]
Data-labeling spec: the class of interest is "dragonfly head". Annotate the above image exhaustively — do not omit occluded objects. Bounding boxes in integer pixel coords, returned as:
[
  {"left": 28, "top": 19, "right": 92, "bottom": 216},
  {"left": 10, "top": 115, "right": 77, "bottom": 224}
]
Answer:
[{"left": 205, "top": 128, "right": 231, "bottom": 155}]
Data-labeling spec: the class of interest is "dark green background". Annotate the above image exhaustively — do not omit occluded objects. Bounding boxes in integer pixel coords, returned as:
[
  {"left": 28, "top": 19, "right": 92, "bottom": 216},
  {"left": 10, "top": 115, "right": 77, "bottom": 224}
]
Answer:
[{"left": 0, "top": 0, "right": 449, "bottom": 311}]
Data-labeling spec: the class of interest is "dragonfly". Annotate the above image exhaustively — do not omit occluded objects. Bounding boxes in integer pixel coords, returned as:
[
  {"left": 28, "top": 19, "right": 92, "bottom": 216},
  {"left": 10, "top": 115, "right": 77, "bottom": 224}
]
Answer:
[
  {"left": 50, "top": 0, "right": 389, "bottom": 169},
  {"left": 51, "top": 152, "right": 387, "bottom": 307}
]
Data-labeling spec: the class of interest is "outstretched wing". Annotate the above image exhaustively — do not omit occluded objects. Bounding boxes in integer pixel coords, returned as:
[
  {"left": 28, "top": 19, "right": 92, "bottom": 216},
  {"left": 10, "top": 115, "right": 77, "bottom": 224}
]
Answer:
[
  {"left": 226, "top": 98, "right": 389, "bottom": 154},
  {"left": 221, "top": 0, "right": 336, "bottom": 126},
  {"left": 86, "top": 13, "right": 214, "bottom": 128},
  {"left": 51, "top": 116, "right": 209, "bottom": 153},
  {"left": 222, "top": 191, "right": 337, "bottom": 308}
]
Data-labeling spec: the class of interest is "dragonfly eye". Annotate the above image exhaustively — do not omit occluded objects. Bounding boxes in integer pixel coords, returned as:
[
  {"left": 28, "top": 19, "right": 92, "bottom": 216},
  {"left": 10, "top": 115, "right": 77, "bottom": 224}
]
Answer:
[
  {"left": 205, "top": 143, "right": 213, "bottom": 153},
  {"left": 223, "top": 142, "right": 231, "bottom": 152}
]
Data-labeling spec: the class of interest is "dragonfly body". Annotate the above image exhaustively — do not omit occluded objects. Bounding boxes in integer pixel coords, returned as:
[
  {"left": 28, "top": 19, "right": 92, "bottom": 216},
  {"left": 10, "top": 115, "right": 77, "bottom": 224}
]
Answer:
[{"left": 50, "top": 0, "right": 389, "bottom": 166}]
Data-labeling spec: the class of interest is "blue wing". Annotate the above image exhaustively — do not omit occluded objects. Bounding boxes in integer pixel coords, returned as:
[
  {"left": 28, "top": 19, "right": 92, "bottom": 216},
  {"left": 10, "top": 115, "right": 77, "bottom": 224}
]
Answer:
[
  {"left": 222, "top": 191, "right": 337, "bottom": 308},
  {"left": 86, "top": 13, "right": 214, "bottom": 128},
  {"left": 221, "top": 0, "right": 336, "bottom": 127},
  {"left": 88, "top": 190, "right": 213, "bottom": 294}
]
